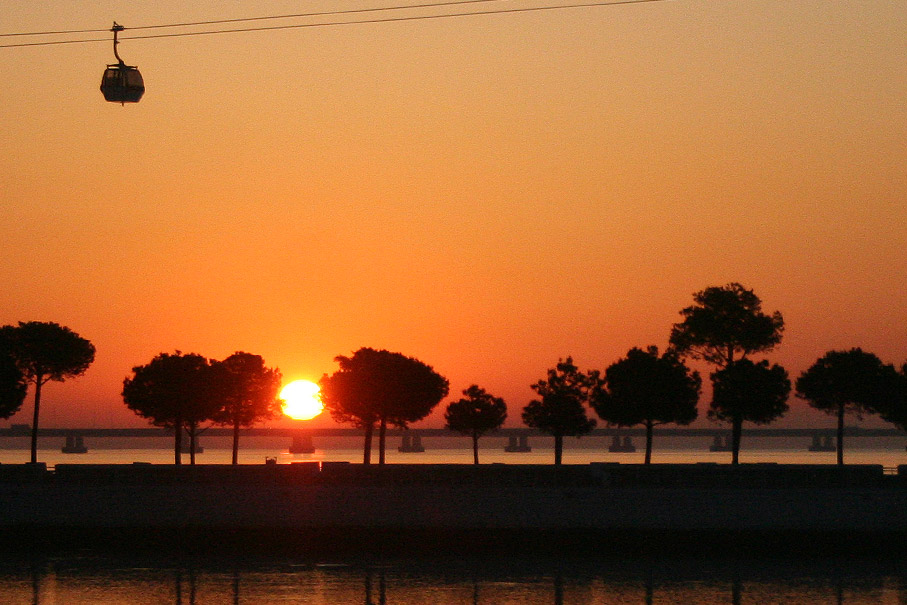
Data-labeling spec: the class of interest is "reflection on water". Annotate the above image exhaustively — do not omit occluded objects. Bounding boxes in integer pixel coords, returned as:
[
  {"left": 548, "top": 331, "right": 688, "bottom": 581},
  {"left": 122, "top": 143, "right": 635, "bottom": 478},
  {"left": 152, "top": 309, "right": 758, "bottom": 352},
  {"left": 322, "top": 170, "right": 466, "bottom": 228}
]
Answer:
[{"left": 3, "top": 554, "right": 906, "bottom": 604}]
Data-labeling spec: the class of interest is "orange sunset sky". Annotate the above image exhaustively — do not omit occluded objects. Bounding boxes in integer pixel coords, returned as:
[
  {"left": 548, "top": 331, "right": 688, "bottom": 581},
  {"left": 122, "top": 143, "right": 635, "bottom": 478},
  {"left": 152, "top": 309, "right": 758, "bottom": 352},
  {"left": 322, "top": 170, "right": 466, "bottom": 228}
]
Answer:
[{"left": 1, "top": 0, "right": 905, "bottom": 429}]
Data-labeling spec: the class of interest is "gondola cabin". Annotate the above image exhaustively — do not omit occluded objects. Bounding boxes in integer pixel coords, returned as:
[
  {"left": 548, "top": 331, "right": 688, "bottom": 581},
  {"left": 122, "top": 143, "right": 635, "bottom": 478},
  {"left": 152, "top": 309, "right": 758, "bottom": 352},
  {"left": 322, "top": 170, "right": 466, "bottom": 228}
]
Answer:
[
  {"left": 100, "top": 63, "right": 144, "bottom": 103},
  {"left": 100, "top": 22, "right": 144, "bottom": 104}
]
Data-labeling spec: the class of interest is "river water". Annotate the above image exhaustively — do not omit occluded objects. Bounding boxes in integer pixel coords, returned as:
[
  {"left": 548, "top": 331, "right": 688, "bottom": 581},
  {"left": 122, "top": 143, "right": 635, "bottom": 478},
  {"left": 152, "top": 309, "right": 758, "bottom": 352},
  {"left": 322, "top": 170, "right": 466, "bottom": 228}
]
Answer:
[
  {"left": 2, "top": 553, "right": 906, "bottom": 604},
  {"left": 2, "top": 434, "right": 906, "bottom": 468}
]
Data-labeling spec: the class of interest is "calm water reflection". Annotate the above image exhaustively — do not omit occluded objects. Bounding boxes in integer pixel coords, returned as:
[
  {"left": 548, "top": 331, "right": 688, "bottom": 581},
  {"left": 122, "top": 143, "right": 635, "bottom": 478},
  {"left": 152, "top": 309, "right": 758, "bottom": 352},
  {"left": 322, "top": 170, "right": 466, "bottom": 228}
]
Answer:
[{"left": 2, "top": 554, "right": 905, "bottom": 604}]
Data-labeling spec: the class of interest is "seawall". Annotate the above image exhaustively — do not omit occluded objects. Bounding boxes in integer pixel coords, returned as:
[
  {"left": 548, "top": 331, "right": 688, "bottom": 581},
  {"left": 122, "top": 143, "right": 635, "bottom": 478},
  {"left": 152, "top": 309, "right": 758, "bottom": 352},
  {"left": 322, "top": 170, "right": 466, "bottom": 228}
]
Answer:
[{"left": 2, "top": 463, "right": 907, "bottom": 555}]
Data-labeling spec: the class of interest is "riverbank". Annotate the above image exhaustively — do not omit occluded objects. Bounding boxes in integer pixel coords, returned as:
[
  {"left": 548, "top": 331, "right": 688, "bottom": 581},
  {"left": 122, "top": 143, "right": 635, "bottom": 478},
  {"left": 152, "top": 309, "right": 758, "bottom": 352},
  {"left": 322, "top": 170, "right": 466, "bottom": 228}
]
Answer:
[{"left": 3, "top": 463, "right": 907, "bottom": 555}]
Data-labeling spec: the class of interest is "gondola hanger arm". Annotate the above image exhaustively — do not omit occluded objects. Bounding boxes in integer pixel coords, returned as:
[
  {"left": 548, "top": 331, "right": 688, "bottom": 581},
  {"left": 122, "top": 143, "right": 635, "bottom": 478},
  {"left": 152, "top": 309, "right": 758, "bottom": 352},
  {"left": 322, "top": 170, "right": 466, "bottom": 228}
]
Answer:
[{"left": 111, "top": 22, "right": 125, "bottom": 65}]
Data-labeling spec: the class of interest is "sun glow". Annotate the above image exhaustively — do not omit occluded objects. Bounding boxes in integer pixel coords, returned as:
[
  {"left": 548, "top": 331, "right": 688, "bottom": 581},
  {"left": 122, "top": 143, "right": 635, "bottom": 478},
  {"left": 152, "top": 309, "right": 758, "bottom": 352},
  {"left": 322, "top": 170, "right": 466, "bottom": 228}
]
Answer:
[{"left": 280, "top": 380, "right": 324, "bottom": 421}]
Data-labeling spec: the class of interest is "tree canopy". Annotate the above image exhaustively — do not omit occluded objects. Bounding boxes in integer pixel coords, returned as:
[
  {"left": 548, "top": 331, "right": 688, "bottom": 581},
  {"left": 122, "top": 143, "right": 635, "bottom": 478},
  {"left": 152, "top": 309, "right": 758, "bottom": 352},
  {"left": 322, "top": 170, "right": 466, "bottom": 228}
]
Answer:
[
  {"left": 0, "top": 321, "right": 95, "bottom": 463},
  {"left": 320, "top": 347, "right": 449, "bottom": 464},
  {"left": 522, "top": 357, "right": 598, "bottom": 465},
  {"left": 592, "top": 346, "right": 700, "bottom": 464},
  {"left": 444, "top": 384, "right": 507, "bottom": 464},
  {"left": 213, "top": 351, "right": 283, "bottom": 465},
  {"left": 875, "top": 364, "right": 907, "bottom": 433},
  {"left": 122, "top": 352, "right": 224, "bottom": 464},
  {"left": 795, "top": 348, "right": 899, "bottom": 465},
  {"left": 0, "top": 351, "right": 27, "bottom": 421},
  {"left": 669, "top": 283, "right": 784, "bottom": 368},
  {"left": 710, "top": 359, "right": 790, "bottom": 464}
]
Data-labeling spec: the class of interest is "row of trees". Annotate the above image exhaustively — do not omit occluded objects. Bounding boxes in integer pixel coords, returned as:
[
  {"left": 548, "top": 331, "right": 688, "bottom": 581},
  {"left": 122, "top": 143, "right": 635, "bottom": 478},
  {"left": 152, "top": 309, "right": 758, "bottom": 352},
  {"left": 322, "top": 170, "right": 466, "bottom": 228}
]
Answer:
[
  {"left": 316, "top": 284, "right": 906, "bottom": 467},
  {"left": 437, "top": 284, "right": 783, "bottom": 464},
  {"left": 5, "top": 283, "right": 907, "bottom": 467},
  {"left": 512, "top": 283, "right": 907, "bottom": 465},
  {"left": 122, "top": 351, "right": 282, "bottom": 464},
  {"left": 0, "top": 324, "right": 286, "bottom": 465}
]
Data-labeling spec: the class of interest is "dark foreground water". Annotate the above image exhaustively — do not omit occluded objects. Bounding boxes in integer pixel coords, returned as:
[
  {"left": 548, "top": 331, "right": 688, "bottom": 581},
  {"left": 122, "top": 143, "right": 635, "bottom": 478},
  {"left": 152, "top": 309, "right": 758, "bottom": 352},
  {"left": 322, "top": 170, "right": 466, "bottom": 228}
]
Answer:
[{"left": 2, "top": 553, "right": 906, "bottom": 604}]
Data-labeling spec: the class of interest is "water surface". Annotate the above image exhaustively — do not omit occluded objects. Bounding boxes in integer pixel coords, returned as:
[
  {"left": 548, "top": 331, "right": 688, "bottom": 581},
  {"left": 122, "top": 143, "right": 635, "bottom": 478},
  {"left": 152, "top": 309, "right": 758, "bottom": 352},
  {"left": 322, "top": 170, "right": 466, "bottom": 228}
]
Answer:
[{"left": 1, "top": 553, "right": 905, "bottom": 604}]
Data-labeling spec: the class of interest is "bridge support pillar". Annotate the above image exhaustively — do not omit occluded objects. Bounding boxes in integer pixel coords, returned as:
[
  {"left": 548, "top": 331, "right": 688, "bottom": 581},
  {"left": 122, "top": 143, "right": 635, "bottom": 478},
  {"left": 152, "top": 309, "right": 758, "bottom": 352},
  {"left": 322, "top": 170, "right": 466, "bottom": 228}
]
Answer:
[
  {"left": 808, "top": 434, "right": 836, "bottom": 452},
  {"left": 608, "top": 435, "right": 636, "bottom": 453},
  {"left": 709, "top": 434, "right": 732, "bottom": 452},
  {"left": 398, "top": 432, "right": 425, "bottom": 452},
  {"left": 504, "top": 435, "right": 531, "bottom": 452},
  {"left": 62, "top": 434, "right": 88, "bottom": 454},
  {"left": 180, "top": 440, "right": 203, "bottom": 454},
  {"left": 289, "top": 435, "right": 315, "bottom": 454}
]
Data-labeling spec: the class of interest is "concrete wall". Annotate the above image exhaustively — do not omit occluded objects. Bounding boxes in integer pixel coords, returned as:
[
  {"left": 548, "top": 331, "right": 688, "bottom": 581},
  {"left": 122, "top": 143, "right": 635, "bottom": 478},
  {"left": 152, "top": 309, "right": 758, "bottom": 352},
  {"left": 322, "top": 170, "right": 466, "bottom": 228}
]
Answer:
[
  {"left": 0, "top": 463, "right": 905, "bottom": 534},
  {"left": 34, "top": 462, "right": 890, "bottom": 487}
]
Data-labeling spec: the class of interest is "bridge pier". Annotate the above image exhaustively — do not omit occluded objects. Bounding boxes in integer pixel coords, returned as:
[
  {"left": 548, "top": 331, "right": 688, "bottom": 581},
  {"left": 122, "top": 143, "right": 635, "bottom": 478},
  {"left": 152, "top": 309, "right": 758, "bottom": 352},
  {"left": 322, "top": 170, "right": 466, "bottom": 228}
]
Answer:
[
  {"left": 504, "top": 435, "right": 531, "bottom": 452},
  {"left": 180, "top": 441, "right": 204, "bottom": 454},
  {"left": 808, "top": 434, "right": 836, "bottom": 452},
  {"left": 608, "top": 435, "right": 636, "bottom": 453},
  {"left": 709, "top": 434, "right": 732, "bottom": 452},
  {"left": 62, "top": 434, "right": 88, "bottom": 454},
  {"left": 398, "top": 432, "right": 425, "bottom": 452},
  {"left": 289, "top": 435, "right": 315, "bottom": 454}
]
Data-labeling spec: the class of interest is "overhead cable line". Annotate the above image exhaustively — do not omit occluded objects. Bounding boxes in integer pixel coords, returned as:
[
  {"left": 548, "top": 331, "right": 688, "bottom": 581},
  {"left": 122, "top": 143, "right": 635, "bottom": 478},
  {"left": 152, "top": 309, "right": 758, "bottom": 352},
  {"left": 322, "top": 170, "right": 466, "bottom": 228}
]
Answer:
[
  {"left": 0, "top": 0, "right": 502, "bottom": 38},
  {"left": 0, "top": 26, "right": 109, "bottom": 37},
  {"left": 116, "top": 0, "right": 506, "bottom": 31},
  {"left": 0, "top": 0, "right": 674, "bottom": 49}
]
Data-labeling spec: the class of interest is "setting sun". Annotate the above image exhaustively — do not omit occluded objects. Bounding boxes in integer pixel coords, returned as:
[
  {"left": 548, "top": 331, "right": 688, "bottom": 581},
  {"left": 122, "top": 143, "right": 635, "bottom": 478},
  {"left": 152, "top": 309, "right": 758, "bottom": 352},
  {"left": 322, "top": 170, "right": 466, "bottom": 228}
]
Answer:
[{"left": 280, "top": 380, "right": 324, "bottom": 421}]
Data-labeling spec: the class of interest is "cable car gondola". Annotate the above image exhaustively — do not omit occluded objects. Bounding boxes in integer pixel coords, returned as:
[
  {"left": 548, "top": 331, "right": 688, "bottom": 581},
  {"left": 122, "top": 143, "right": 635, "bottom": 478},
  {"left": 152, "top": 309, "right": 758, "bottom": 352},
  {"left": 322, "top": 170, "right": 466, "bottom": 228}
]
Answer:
[{"left": 100, "top": 23, "right": 144, "bottom": 104}]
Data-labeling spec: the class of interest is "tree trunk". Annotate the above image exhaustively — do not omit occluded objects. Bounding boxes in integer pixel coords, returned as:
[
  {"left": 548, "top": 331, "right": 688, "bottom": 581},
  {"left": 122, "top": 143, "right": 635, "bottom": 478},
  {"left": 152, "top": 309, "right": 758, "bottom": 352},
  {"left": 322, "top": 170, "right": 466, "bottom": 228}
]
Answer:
[
  {"left": 732, "top": 417, "right": 742, "bottom": 465},
  {"left": 554, "top": 435, "right": 563, "bottom": 466},
  {"left": 189, "top": 424, "right": 197, "bottom": 465},
  {"left": 732, "top": 576, "right": 742, "bottom": 605},
  {"left": 174, "top": 416, "right": 183, "bottom": 465},
  {"left": 472, "top": 433, "right": 480, "bottom": 465},
  {"left": 837, "top": 403, "right": 845, "bottom": 466},
  {"left": 232, "top": 415, "right": 240, "bottom": 465},
  {"left": 30, "top": 376, "right": 43, "bottom": 464},
  {"left": 645, "top": 421, "right": 654, "bottom": 465},
  {"left": 378, "top": 417, "right": 387, "bottom": 465},
  {"left": 554, "top": 575, "right": 564, "bottom": 605},
  {"left": 363, "top": 423, "right": 373, "bottom": 465}
]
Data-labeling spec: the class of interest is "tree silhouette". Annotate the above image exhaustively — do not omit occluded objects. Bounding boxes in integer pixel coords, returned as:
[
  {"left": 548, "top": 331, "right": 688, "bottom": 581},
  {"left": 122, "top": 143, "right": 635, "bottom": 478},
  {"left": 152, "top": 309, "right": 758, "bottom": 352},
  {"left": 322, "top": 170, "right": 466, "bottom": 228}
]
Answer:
[
  {"left": 0, "top": 321, "right": 95, "bottom": 463},
  {"left": 522, "top": 357, "right": 598, "bottom": 465},
  {"left": 875, "top": 363, "right": 907, "bottom": 434},
  {"left": 213, "top": 352, "right": 283, "bottom": 465},
  {"left": 444, "top": 385, "right": 507, "bottom": 464},
  {"left": 710, "top": 359, "right": 791, "bottom": 464},
  {"left": 669, "top": 283, "right": 784, "bottom": 369},
  {"left": 320, "top": 348, "right": 449, "bottom": 464},
  {"left": 592, "top": 346, "right": 700, "bottom": 464},
  {"left": 795, "top": 349, "right": 899, "bottom": 465},
  {"left": 0, "top": 350, "right": 27, "bottom": 421},
  {"left": 122, "top": 352, "right": 224, "bottom": 464}
]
